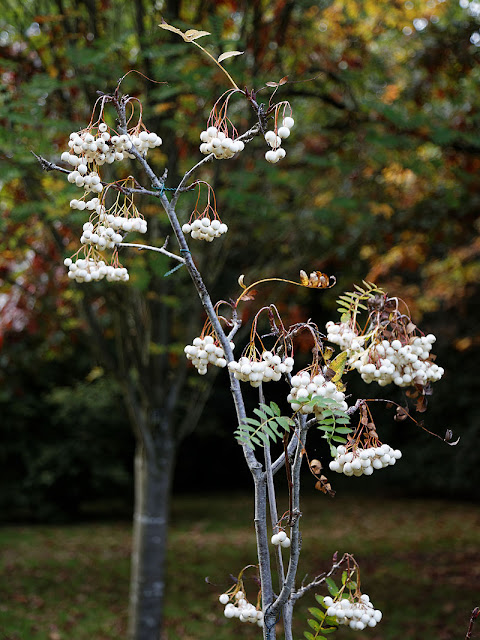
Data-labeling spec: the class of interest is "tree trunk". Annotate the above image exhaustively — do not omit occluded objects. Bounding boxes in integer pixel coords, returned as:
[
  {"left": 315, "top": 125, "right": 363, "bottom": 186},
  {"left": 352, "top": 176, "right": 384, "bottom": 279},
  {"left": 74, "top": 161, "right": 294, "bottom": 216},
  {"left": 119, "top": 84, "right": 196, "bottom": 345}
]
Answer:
[{"left": 128, "top": 433, "right": 176, "bottom": 640}]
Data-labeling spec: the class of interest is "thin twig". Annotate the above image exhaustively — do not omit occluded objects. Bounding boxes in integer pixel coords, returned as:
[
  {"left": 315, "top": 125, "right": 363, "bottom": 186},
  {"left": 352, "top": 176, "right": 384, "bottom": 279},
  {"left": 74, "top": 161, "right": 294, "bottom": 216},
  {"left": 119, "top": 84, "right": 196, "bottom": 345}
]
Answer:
[
  {"left": 465, "top": 607, "right": 480, "bottom": 640},
  {"left": 118, "top": 242, "right": 185, "bottom": 263}
]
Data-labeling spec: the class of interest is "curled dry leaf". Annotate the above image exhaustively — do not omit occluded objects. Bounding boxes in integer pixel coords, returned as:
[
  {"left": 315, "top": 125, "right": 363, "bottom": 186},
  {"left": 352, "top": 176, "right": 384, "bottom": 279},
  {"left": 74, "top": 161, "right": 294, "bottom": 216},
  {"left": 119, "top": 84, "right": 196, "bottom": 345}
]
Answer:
[
  {"left": 266, "top": 81, "right": 279, "bottom": 87},
  {"left": 217, "top": 50, "right": 244, "bottom": 63},
  {"left": 299, "top": 270, "right": 335, "bottom": 289},
  {"left": 238, "top": 274, "right": 246, "bottom": 288},
  {"left": 310, "top": 459, "right": 322, "bottom": 474},
  {"left": 444, "top": 429, "right": 460, "bottom": 446},
  {"left": 279, "top": 76, "right": 288, "bottom": 85},
  {"left": 395, "top": 406, "right": 409, "bottom": 421},
  {"left": 184, "top": 29, "right": 211, "bottom": 41},
  {"left": 159, "top": 22, "right": 210, "bottom": 42},
  {"left": 242, "top": 289, "right": 257, "bottom": 301},
  {"left": 159, "top": 21, "right": 186, "bottom": 39},
  {"left": 315, "top": 476, "right": 336, "bottom": 497}
]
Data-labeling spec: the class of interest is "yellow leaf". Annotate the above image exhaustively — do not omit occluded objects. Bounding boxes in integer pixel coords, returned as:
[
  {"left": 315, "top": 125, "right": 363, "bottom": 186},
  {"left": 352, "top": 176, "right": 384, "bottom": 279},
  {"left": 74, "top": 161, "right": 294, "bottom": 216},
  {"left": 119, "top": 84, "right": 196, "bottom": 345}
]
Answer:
[
  {"left": 299, "top": 270, "right": 309, "bottom": 286},
  {"left": 217, "top": 50, "right": 244, "bottom": 63},
  {"left": 85, "top": 366, "right": 104, "bottom": 383},
  {"left": 329, "top": 351, "right": 348, "bottom": 382}
]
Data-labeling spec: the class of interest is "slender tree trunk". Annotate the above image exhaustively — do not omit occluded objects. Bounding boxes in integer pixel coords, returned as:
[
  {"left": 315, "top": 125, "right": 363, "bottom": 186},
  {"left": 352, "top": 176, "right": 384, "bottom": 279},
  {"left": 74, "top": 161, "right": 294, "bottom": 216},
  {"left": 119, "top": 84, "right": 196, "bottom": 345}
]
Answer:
[{"left": 128, "top": 432, "right": 176, "bottom": 640}]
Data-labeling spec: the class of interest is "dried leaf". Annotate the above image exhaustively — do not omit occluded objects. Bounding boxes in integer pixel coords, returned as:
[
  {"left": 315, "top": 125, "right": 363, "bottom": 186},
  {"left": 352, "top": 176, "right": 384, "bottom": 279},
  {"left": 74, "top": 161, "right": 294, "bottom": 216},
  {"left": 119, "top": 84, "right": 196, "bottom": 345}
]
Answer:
[
  {"left": 300, "top": 270, "right": 335, "bottom": 289},
  {"left": 444, "top": 429, "right": 460, "bottom": 446},
  {"left": 242, "top": 289, "right": 257, "bottom": 301},
  {"left": 415, "top": 395, "right": 428, "bottom": 413},
  {"left": 238, "top": 274, "right": 246, "bottom": 289},
  {"left": 279, "top": 76, "right": 288, "bottom": 85},
  {"left": 315, "top": 479, "right": 336, "bottom": 497},
  {"left": 217, "top": 50, "right": 244, "bottom": 63},
  {"left": 299, "top": 270, "right": 309, "bottom": 286},
  {"left": 159, "top": 21, "right": 187, "bottom": 40},
  {"left": 310, "top": 459, "right": 322, "bottom": 474},
  {"left": 266, "top": 81, "right": 279, "bottom": 87},
  {"left": 184, "top": 29, "right": 211, "bottom": 41},
  {"left": 395, "top": 406, "right": 409, "bottom": 421}
]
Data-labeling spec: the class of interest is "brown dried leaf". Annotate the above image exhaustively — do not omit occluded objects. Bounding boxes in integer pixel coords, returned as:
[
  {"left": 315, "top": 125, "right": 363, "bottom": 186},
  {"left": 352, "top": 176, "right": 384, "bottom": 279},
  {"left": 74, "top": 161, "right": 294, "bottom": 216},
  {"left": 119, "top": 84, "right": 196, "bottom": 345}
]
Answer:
[
  {"left": 184, "top": 29, "right": 211, "bottom": 41},
  {"left": 310, "top": 459, "right": 322, "bottom": 475},
  {"left": 266, "top": 81, "right": 279, "bottom": 87},
  {"left": 242, "top": 289, "right": 258, "bottom": 301},
  {"left": 395, "top": 406, "right": 409, "bottom": 421},
  {"left": 315, "top": 479, "right": 336, "bottom": 497},
  {"left": 279, "top": 76, "right": 288, "bottom": 85},
  {"left": 416, "top": 395, "right": 428, "bottom": 413},
  {"left": 217, "top": 50, "right": 244, "bottom": 63}
]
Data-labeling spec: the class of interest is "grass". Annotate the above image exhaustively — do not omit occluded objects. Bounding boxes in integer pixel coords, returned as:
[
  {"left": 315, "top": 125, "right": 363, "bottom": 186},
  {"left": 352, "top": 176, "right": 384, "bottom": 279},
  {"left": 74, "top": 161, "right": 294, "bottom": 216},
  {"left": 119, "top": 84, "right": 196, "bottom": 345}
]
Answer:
[{"left": 0, "top": 494, "right": 479, "bottom": 639}]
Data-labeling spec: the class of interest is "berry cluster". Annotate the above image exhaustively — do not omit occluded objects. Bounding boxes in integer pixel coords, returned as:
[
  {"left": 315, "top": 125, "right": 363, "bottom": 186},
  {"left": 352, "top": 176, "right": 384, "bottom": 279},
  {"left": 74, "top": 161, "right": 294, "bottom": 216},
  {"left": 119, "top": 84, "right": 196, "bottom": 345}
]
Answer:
[
  {"left": 325, "top": 321, "right": 365, "bottom": 353},
  {"left": 80, "top": 221, "right": 122, "bottom": 250},
  {"left": 182, "top": 218, "right": 228, "bottom": 241},
  {"left": 199, "top": 127, "right": 245, "bottom": 159},
  {"left": 62, "top": 123, "right": 162, "bottom": 172},
  {"left": 264, "top": 116, "right": 294, "bottom": 164},
  {"left": 184, "top": 335, "right": 229, "bottom": 375},
  {"left": 64, "top": 257, "right": 129, "bottom": 283},
  {"left": 271, "top": 530, "right": 291, "bottom": 548},
  {"left": 329, "top": 444, "right": 402, "bottom": 477},
  {"left": 323, "top": 594, "right": 382, "bottom": 630},
  {"left": 66, "top": 167, "right": 103, "bottom": 194},
  {"left": 287, "top": 371, "right": 348, "bottom": 416},
  {"left": 219, "top": 591, "right": 264, "bottom": 627},
  {"left": 351, "top": 335, "right": 444, "bottom": 388},
  {"left": 227, "top": 353, "right": 295, "bottom": 387}
]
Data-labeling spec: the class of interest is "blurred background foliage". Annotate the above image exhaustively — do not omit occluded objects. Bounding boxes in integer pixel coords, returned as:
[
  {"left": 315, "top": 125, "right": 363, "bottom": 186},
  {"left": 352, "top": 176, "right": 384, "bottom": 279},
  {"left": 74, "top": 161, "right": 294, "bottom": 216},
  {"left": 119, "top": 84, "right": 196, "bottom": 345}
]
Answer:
[{"left": 1, "top": 0, "right": 480, "bottom": 520}]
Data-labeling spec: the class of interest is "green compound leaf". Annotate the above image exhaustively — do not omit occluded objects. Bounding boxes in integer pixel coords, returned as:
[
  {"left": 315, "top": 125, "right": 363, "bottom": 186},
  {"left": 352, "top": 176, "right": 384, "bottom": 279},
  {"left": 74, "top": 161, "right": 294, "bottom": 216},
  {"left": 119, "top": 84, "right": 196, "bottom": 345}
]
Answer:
[
  {"left": 234, "top": 401, "right": 294, "bottom": 450},
  {"left": 308, "top": 607, "right": 326, "bottom": 621},
  {"left": 316, "top": 594, "right": 327, "bottom": 607},
  {"left": 326, "top": 577, "right": 339, "bottom": 596},
  {"left": 304, "top": 632, "right": 316, "bottom": 640},
  {"left": 308, "top": 619, "right": 321, "bottom": 631},
  {"left": 253, "top": 408, "right": 268, "bottom": 421}
]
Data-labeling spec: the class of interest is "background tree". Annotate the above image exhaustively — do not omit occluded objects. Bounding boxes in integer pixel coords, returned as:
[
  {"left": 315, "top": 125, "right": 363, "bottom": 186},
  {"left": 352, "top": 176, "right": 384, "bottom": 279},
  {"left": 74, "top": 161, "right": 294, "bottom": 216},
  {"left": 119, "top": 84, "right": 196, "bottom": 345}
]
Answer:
[{"left": 1, "top": 1, "right": 480, "bottom": 638}]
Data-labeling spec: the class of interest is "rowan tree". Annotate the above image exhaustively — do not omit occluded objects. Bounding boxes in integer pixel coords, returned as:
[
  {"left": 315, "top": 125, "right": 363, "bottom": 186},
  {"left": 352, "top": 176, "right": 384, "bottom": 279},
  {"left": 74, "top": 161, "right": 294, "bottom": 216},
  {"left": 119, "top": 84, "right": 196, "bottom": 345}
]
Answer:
[{"left": 32, "top": 22, "right": 461, "bottom": 640}]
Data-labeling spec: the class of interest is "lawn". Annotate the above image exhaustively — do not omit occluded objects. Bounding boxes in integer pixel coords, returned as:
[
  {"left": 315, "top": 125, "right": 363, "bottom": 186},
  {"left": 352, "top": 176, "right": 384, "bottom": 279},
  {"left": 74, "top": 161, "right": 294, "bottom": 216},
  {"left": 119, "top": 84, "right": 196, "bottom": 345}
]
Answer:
[{"left": 0, "top": 494, "right": 479, "bottom": 639}]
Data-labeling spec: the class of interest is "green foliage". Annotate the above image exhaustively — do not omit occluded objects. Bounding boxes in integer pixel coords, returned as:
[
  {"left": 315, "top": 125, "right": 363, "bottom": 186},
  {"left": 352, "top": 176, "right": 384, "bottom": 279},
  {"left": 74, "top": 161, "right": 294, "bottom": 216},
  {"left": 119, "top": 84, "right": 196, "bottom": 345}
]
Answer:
[
  {"left": 306, "top": 396, "right": 351, "bottom": 455},
  {"left": 304, "top": 590, "right": 339, "bottom": 639},
  {"left": 234, "top": 401, "right": 295, "bottom": 449},
  {"left": 335, "top": 281, "right": 385, "bottom": 322}
]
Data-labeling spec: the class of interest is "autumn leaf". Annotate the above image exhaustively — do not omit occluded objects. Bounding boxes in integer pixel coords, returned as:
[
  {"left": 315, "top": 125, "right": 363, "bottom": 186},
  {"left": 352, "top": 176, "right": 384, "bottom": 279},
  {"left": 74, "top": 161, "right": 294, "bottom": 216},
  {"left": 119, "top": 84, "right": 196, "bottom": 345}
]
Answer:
[
  {"left": 184, "top": 29, "right": 211, "bottom": 41},
  {"left": 299, "top": 270, "right": 335, "bottom": 289},
  {"left": 238, "top": 274, "right": 246, "bottom": 289},
  {"left": 242, "top": 289, "right": 257, "bottom": 301},
  {"left": 217, "top": 50, "right": 243, "bottom": 63},
  {"left": 159, "top": 21, "right": 186, "bottom": 40}
]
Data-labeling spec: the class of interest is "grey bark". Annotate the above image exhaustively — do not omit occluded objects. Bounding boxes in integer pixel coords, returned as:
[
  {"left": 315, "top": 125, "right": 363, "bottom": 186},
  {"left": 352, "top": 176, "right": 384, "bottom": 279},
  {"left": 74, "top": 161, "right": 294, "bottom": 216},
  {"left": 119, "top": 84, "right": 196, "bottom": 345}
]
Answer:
[{"left": 128, "top": 431, "right": 176, "bottom": 640}]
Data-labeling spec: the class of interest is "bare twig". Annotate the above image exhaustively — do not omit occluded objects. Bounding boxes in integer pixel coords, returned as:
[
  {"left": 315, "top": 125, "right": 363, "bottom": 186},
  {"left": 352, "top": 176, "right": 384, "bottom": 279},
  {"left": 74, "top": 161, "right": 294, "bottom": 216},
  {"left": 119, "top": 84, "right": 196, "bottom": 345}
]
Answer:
[
  {"left": 291, "top": 552, "right": 352, "bottom": 602},
  {"left": 118, "top": 241, "right": 185, "bottom": 263},
  {"left": 465, "top": 607, "right": 480, "bottom": 640}
]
